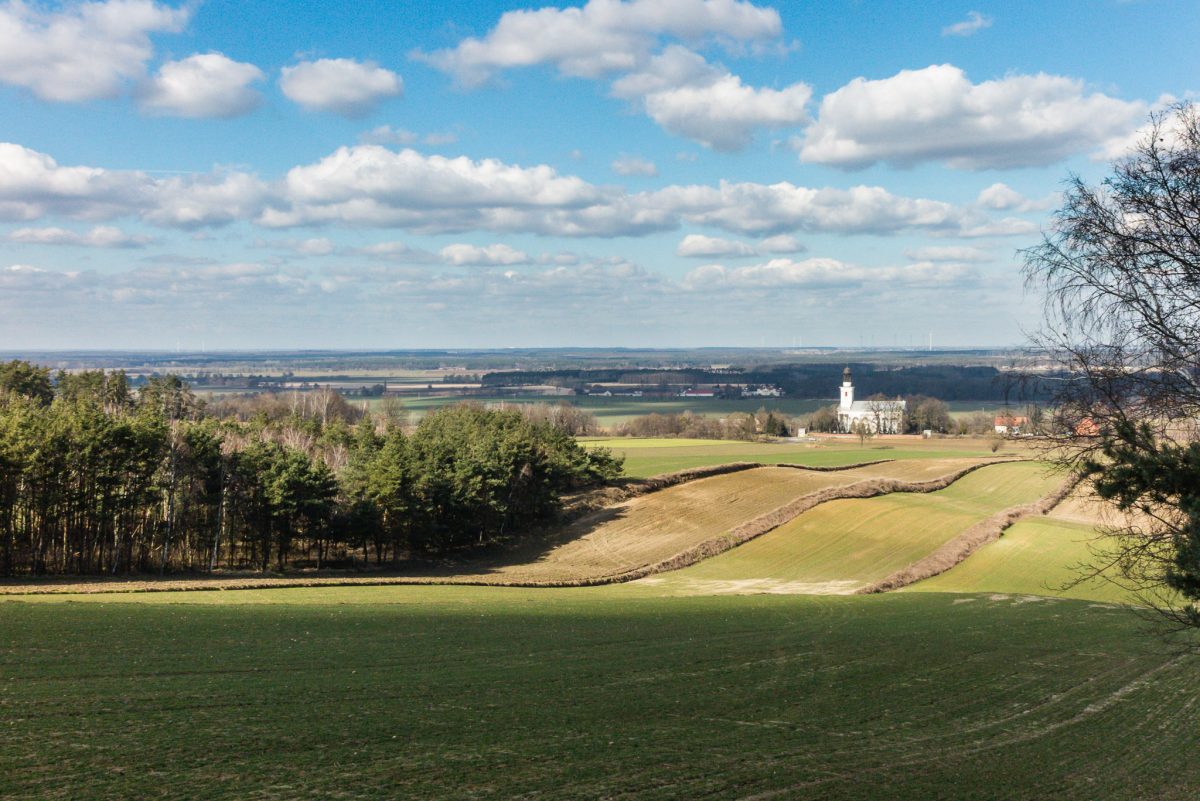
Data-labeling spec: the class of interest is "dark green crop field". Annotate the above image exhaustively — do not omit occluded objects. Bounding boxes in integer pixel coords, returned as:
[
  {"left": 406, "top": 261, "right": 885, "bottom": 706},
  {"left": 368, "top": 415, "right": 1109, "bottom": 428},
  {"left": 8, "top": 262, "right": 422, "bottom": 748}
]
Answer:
[{"left": 2, "top": 588, "right": 1196, "bottom": 800}]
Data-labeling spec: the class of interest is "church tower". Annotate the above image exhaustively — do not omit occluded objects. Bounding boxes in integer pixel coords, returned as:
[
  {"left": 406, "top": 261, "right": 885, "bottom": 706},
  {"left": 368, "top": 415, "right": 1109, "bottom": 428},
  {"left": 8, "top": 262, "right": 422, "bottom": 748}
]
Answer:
[{"left": 839, "top": 366, "right": 854, "bottom": 410}]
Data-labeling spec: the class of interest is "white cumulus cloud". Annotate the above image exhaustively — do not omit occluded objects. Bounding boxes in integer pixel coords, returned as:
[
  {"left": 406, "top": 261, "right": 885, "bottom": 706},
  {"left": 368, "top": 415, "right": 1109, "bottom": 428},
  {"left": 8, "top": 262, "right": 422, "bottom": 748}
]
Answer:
[
  {"left": 953, "top": 217, "right": 1039, "bottom": 238},
  {"left": 440, "top": 243, "right": 531, "bottom": 266},
  {"left": 676, "top": 234, "right": 756, "bottom": 257},
  {"left": 0, "top": 141, "right": 1037, "bottom": 241},
  {"left": 8, "top": 225, "right": 152, "bottom": 248},
  {"left": 613, "top": 46, "right": 810, "bottom": 150},
  {"left": 139, "top": 53, "right": 263, "bottom": 118},
  {"left": 652, "top": 180, "right": 968, "bottom": 235},
  {"left": 0, "top": 0, "right": 189, "bottom": 102},
  {"left": 262, "top": 145, "right": 607, "bottom": 231},
  {"left": 796, "top": 64, "right": 1147, "bottom": 169},
  {"left": 1092, "top": 98, "right": 1182, "bottom": 161},
  {"left": 974, "top": 182, "right": 1057, "bottom": 212},
  {"left": 684, "top": 257, "right": 974, "bottom": 290},
  {"left": 0, "top": 142, "right": 270, "bottom": 227},
  {"left": 144, "top": 170, "right": 270, "bottom": 229},
  {"left": 280, "top": 58, "right": 403, "bottom": 117},
  {"left": 0, "top": 142, "right": 152, "bottom": 221},
  {"left": 416, "top": 0, "right": 781, "bottom": 86},
  {"left": 612, "top": 155, "right": 658, "bottom": 176},
  {"left": 903, "top": 245, "right": 992, "bottom": 262},
  {"left": 255, "top": 237, "right": 336, "bottom": 256},
  {"left": 942, "top": 11, "right": 992, "bottom": 37},
  {"left": 757, "top": 234, "right": 804, "bottom": 254}
]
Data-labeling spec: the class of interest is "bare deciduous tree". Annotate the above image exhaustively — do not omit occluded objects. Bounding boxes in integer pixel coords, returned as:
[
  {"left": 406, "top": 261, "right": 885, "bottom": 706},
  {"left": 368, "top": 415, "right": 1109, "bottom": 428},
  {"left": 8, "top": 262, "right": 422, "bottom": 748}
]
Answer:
[{"left": 1023, "top": 102, "right": 1200, "bottom": 631}]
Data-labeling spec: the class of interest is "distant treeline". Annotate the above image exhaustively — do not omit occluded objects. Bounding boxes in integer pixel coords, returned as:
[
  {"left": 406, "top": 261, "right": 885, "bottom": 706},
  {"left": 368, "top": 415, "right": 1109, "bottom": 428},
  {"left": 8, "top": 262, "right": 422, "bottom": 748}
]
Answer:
[
  {"left": 0, "top": 361, "right": 621, "bottom": 577},
  {"left": 615, "top": 409, "right": 791, "bottom": 440},
  {"left": 483, "top": 364, "right": 1049, "bottom": 402}
]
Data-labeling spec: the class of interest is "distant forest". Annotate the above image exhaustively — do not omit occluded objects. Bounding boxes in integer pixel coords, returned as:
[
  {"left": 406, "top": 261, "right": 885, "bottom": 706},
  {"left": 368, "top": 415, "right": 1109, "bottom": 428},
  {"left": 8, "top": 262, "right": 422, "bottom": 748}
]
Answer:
[
  {"left": 0, "top": 348, "right": 1022, "bottom": 373},
  {"left": 483, "top": 364, "right": 1051, "bottom": 402}
]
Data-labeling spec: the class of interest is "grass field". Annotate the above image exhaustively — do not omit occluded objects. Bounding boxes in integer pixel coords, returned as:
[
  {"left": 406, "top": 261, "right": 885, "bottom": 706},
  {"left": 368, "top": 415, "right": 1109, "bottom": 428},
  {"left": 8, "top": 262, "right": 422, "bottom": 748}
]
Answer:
[
  {"left": 3, "top": 588, "right": 1196, "bottom": 801},
  {"left": 640, "top": 461, "right": 1065, "bottom": 596},
  {"left": 904, "top": 516, "right": 1134, "bottom": 603},
  {"left": 585, "top": 435, "right": 1024, "bottom": 478},
  {"left": 903, "top": 489, "right": 1149, "bottom": 604},
  {"left": 5, "top": 451, "right": 1197, "bottom": 800}
]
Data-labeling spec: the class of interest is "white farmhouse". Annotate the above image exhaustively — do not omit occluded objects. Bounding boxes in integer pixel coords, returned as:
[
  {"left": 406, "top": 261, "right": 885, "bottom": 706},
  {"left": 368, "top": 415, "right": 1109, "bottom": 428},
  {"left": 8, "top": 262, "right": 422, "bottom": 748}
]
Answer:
[
  {"left": 837, "top": 366, "right": 906, "bottom": 434},
  {"left": 747, "top": 385, "right": 783, "bottom": 397}
]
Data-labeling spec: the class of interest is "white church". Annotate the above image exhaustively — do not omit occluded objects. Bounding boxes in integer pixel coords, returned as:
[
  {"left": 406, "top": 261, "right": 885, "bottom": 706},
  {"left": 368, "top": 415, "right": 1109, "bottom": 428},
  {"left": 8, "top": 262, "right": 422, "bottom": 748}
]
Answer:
[{"left": 838, "top": 366, "right": 906, "bottom": 434}]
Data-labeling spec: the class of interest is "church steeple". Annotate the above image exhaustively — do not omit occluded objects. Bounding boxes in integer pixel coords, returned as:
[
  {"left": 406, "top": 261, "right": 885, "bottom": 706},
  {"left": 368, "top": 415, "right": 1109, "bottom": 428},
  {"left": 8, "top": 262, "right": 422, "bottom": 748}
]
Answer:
[
  {"left": 842, "top": 366, "right": 852, "bottom": 385},
  {"left": 839, "top": 366, "right": 854, "bottom": 410}
]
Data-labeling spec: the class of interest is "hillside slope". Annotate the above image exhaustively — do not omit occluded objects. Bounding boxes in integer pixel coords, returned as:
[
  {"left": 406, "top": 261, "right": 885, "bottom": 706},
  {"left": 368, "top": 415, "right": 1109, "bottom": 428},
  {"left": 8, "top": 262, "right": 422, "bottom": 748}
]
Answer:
[
  {"left": 639, "top": 461, "right": 1065, "bottom": 595},
  {"left": 1, "top": 458, "right": 997, "bottom": 594}
]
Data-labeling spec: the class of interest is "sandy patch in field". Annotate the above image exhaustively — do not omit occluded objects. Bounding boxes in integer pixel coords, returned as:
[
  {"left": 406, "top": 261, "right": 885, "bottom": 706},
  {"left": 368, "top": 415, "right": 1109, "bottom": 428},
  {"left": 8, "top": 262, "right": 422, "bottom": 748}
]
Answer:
[
  {"left": 1048, "top": 487, "right": 1159, "bottom": 530},
  {"left": 655, "top": 578, "right": 864, "bottom": 595}
]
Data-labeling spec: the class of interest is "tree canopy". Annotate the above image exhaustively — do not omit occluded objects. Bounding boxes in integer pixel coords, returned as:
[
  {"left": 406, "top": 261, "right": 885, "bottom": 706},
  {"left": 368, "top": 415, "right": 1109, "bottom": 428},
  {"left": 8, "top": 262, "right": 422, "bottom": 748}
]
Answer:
[{"left": 0, "top": 373, "right": 623, "bottom": 576}]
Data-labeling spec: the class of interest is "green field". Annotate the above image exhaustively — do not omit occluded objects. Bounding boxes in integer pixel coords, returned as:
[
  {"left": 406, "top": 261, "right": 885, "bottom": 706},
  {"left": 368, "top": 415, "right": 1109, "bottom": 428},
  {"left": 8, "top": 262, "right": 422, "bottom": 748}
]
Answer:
[
  {"left": 906, "top": 516, "right": 1136, "bottom": 603},
  {"left": 5, "top": 450, "right": 1197, "bottom": 800},
  {"left": 585, "top": 436, "right": 1026, "bottom": 478},
  {"left": 640, "top": 461, "right": 1064, "bottom": 595},
  {"left": 3, "top": 588, "right": 1196, "bottom": 800}
]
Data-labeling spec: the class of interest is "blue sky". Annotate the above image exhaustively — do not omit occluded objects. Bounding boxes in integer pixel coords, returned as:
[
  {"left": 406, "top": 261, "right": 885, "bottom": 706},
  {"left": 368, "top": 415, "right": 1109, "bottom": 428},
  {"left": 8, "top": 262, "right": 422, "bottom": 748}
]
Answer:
[{"left": 0, "top": 0, "right": 1194, "bottom": 349}]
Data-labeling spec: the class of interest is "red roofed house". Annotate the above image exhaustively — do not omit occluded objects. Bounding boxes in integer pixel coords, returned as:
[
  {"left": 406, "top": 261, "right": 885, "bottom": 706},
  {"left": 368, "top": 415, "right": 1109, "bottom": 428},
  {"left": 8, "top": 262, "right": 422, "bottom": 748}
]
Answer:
[{"left": 994, "top": 414, "right": 1028, "bottom": 435}]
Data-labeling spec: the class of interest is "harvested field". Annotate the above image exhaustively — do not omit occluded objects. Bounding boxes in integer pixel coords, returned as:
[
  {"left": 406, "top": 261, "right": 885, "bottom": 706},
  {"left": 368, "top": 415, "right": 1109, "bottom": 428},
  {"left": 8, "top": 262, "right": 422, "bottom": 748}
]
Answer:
[
  {"left": 641, "top": 461, "right": 1065, "bottom": 596},
  {"left": 485, "top": 458, "right": 994, "bottom": 585}
]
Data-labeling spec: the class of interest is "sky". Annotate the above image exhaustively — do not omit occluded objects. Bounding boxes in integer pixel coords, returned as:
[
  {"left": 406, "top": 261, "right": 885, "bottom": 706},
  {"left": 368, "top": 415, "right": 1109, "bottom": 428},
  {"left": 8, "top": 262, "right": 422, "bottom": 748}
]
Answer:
[{"left": 0, "top": 0, "right": 1195, "bottom": 350}]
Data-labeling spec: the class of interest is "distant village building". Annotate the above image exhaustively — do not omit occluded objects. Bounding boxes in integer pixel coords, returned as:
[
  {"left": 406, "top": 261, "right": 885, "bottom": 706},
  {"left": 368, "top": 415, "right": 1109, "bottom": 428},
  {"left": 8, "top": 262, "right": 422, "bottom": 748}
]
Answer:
[
  {"left": 678, "top": 387, "right": 716, "bottom": 398},
  {"left": 587, "top": 389, "right": 644, "bottom": 397},
  {"left": 837, "top": 366, "right": 906, "bottom": 434},
  {"left": 746, "top": 385, "right": 784, "bottom": 398},
  {"left": 994, "top": 414, "right": 1028, "bottom": 435}
]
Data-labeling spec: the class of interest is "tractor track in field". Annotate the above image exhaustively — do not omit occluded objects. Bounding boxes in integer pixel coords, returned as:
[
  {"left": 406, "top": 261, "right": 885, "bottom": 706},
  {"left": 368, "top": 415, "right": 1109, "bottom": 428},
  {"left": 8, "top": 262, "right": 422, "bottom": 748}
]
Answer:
[{"left": 731, "top": 651, "right": 1194, "bottom": 801}]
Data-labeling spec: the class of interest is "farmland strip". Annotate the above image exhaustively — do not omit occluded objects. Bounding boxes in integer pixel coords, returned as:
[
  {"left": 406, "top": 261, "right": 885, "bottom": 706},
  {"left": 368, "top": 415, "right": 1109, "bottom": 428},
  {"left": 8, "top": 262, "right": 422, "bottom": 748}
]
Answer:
[{"left": 856, "top": 474, "right": 1079, "bottom": 595}]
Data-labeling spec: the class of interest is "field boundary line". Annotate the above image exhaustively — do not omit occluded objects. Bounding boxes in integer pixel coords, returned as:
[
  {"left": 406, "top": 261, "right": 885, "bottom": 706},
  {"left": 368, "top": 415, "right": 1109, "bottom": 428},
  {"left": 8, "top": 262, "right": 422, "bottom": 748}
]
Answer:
[
  {"left": 574, "top": 458, "right": 1022, "bottom": 588},
  {"left": 855, "top": 471, "right": 1080, "bottom": 595},
  {"left": 560, "top": 459, "right": 898, "bottom": 525}
]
